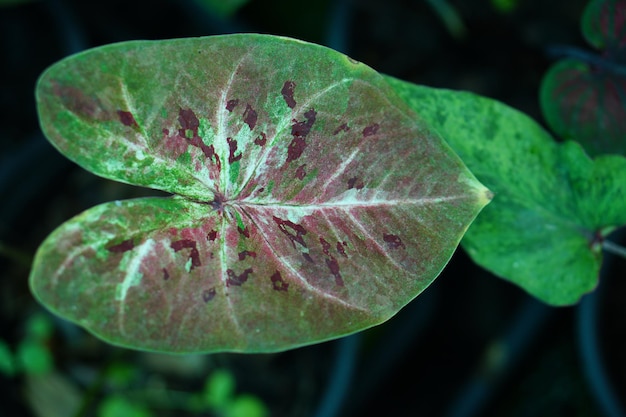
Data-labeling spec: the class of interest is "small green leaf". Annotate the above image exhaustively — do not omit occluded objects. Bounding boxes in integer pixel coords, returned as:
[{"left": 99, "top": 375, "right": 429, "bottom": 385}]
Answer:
[
  {"left": 98, "top": 396, "right": 152, "bottom": 417},
  {"left": 32, "top": 35, "right": 490, "bottom": 353},
  {"left": 226, "top": 394, "right": 268, "bottom": 417},
  {"left": 0, "top": 339, "right": 17, "bottom": 377},
  {"left": 105, "top": 362, "right": 139, "bottom": 388},
  {"left": 386, "top": 76, "right": 626, "bottom": 305},
  {"left": 204, "top": 369, "right": 236, "bottom": 407},
  {"left": 25, "top": 313, "right": 54, "bottom": 340}
]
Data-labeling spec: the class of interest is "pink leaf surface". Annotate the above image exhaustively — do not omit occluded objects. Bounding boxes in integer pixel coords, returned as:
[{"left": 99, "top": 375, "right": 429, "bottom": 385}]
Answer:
[{"left": 31, "top": 35, "right": 490, "bottom": 353}]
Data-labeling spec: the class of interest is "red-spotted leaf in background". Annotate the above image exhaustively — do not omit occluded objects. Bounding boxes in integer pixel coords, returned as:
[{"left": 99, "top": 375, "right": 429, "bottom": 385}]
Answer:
[
  {"left": 540, "top": 0, "right": 626, "bottom": 156},
  {"left": 582, "top": 0, "right": 626, "bottom": 50},
  {"left": 31, "top": 34, "right": 490, "bottom": 353}
]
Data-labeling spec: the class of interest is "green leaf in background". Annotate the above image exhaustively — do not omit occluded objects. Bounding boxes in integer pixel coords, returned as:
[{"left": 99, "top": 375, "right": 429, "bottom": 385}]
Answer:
[
  {"left": 582, "top": 0, "right": 626, "bottom": 50},
  {"left": 226, "top": 394, "right": 268, "bottom": 417},
  {"left": 203, "top": 369, "right": 236, "bottom": 408},
  {"left": 539, "top": 0, "right": 626, "bottom": 157},
  {"left": 105, "top": 362, "right": 140, "bottom": 388},
  {"left": 202, "top": 369, "right": 268, "bottom": 417},
  {"left": 31, "top": 34, "right": 490, "bottom": 353},
  {"left": 16, "top": 339, "right": 54, "bottom": 374},
  {"left": 386, "top": 76, "right": 626, "bottom": 305},
  {"left": 98, "top": 395, "right": 152, "bottom": 417},
  {"left": 0, "top": 339, "right": 17, "bottom": 377},
  {"left": 193, "top": 0, "right": 250, "bottom": 18},
  {"left": 25, "top": 312, "right": 54, "bottom": 340},
  {"left": 16, "top": 313, "right": 55, "bottom": 374}
]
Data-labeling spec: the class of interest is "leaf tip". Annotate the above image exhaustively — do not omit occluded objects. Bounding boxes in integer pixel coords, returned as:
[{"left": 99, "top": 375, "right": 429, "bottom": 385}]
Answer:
[
  {"left": 483, "top": 188, "right": 495, "bottom": 204},
  {"left": 460, "top": 174, "right": 493, "bottom": 208}
]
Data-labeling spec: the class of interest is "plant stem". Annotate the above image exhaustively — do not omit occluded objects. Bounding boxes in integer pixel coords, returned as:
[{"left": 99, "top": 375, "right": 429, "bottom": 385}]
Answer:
[
  {"left": 577, "top": 243, "right": 626, "bottom": 417},
  {"left": 546, "top": 45, "right": 626, "bottom": 77},
  {"left": 602, "top": 240, "right": 626, "bottom": 259}
]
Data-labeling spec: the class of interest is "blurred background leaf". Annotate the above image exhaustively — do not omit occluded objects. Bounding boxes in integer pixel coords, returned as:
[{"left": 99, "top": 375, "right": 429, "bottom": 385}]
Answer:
[
  {"left": 226, "top": 394, "right": 268, "bottom": 417},
  {"left": 0, "top": 339, "right": 17, "bottom": 377},
  {"left": 540, "top": 0, "right": 626, "bottom": 156},
  {"left": 581, "top": 0, "right": 626, "bottom": 49},
  {"left": 98, "top": 395, "right": 152, "bottom": 417},
  {"left": 203, "top": 369, "right": 236, "bottom": 408},
  {"left": 24, "top": 372, "right": 82, "bottom": 417}
]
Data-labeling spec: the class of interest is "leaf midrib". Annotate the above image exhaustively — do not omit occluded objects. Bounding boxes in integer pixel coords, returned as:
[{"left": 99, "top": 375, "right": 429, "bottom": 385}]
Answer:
[{"left": 231, "top": 194, "right": 474, "bottom": 210}]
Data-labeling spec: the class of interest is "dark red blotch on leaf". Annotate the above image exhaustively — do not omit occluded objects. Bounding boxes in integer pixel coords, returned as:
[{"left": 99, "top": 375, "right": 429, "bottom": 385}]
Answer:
[
  {"left": 227, "top": 268, "right": 253, "bottom": 287},
  {"left": 271, "top": 271, "right": 289, "bottom": 291},
  {"left": 281, "top": 81, "right": 297, "bottom": 109},
  {"left": 171, "top": 239, "right": 201, "bottom": 270}
]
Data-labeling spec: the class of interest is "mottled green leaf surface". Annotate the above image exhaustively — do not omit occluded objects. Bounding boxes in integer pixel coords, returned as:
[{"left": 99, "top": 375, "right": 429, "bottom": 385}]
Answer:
[
  {"left": 32, "top": 35, "right": 490, "bottom": 353},
  {"left": 540, "top": 0, "right": 626, "bottom": 156},
  {"left": 386, "top": 76, "right": 626, "bottom": 305}
]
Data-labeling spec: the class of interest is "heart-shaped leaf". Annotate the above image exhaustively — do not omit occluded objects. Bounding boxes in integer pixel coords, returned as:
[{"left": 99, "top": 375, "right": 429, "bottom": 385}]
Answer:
[
  {"left": 582, "top": 0, "right": 626, "bottom": 51},
  {"left": 540, "top": 0, "right": 626, "bottom": 156},
  {"left": 31, "top": 35, "right": 490, "bottom": 353},
  {"left": 539, "top": 59, "right": 626, "bottom": 156},
  {"left": 386, "top": 75, "right": 626, "bottom": 305}
]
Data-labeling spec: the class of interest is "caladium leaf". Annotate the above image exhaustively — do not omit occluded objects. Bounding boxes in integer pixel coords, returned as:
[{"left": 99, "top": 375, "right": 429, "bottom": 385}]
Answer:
[
  {"left": 386, "top": 75, "right": 626, "bottom": 305},
  {"left": 582, "top": 0, "right": 626, "bottom": 51},
  {"left": 539, "top": 59, "right": 626, "bottom": 156},
  {"left": 540, "top": 0, "right": 626, "bottom": 157},
  {"left": 31, "top": 34, "right": 490, "bottom": 353}
]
